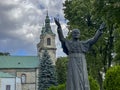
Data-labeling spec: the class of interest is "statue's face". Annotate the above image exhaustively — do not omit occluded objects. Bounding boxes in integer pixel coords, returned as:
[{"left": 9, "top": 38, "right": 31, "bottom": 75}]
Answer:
[{"left": 72, "top": 29, "right": 80, "bottom": 39}]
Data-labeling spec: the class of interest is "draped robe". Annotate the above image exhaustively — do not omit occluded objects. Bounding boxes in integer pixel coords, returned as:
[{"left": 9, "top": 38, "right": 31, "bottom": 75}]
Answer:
[{"left": 57, "top": 27, "right": 102, "bottom": 90}]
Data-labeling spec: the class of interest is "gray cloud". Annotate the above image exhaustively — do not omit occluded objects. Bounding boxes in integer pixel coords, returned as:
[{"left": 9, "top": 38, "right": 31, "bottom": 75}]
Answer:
[{"left": 0, "top": 0, "right": 68, "bottom": 57}]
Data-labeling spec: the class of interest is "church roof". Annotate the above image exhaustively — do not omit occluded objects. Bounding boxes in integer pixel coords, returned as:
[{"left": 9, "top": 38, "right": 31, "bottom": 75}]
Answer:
[
  {"left": 0, "top": 72, "right": 15, "bottom": 78},
  {"left": 0, "top": 56, "right": 39, "bottom": 69}
]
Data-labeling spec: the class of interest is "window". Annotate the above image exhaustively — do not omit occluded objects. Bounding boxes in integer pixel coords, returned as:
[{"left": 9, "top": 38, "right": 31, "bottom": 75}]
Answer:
[
  {"left": 21, "top": 74, "right": 26, "bottom": 84},
  {"left": 47, "top": 38, "right": 51, "bottom": 45},
  {"left": 6, "top": 85, "right": 10, "bottom": 90}
]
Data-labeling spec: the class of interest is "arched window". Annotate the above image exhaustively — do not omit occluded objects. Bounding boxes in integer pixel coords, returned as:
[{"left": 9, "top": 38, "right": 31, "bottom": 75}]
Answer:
[
  {"left": 47, "top": 38, "right": 51, "bottom": 45},
  {"left": 21, "top": 74, "right": 26, "bottom": 84}
]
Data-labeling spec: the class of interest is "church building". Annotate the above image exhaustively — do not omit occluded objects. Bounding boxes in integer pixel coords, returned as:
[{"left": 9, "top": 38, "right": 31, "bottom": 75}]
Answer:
[{"left": 0, "top": 13, "right": 56, "bottom": 90}]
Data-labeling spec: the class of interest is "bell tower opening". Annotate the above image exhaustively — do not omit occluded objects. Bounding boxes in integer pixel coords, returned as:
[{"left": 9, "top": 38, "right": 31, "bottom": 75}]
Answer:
[{"left": 47, "top": 38, "right": 51, "bottom": 45}]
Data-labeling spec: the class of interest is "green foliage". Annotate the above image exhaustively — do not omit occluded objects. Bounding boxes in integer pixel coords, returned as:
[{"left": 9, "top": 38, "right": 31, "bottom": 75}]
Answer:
[
  {"left": 103, "top": 65, "right": 120, "bottom": 90},
  {"left": 63, "top": 0, "right": 97, "bottom": 40},
  {"left": 93, "top": 0, "right": 120, "bottom": 24},
  {"left": 89, "top": 76, "right": 100, "bottom": 90},
  {"left": 48, "top": 76, "right": 100, "bottom": 90},
  {"left": 56, "top": 57, "right": 68, "bottom": 84},
  {"left": 0, "top": 52, "right": 10, "bottom": 56},
  {"left": 47, "top": 84, "right": 66, "bottom": 90},
  {"left": 38, "top": 50, "right": 57, "bottom": 90},
  {"left": 114, "top": 26, "right": 120, "bottom": 64},
  {"left": 63, "top": 0, "right": 105, "bottom": 89},
  {"left": 93, "top": 0, "right": 120, "bottom": 67},
  {"left": 93, "top": 0, "right": 120, "bottom": 66},
  {"left": 63, "top": 0, "right": 120, "bottom": 89}
]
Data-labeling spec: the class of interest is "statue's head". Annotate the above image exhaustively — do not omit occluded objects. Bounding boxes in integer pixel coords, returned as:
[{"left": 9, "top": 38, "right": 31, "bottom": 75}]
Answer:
[{"left": 72, "top": 29, "right": 80, "bottom": 39}]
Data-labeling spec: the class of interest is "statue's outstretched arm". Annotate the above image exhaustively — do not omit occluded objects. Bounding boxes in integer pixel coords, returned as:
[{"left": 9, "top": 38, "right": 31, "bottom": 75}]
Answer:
[
  {"left": 88, "top": 22, "right": 105, "bottom": 45},
  {"left": 54, "top": 18, "right": 65, "bottom": 42}
]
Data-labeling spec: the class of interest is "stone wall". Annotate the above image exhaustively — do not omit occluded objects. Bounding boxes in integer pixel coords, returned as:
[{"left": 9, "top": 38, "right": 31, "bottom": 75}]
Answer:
[
  {"left": 38, "top": 34, "right": 56, "bottom": 65},
  {"left": 17, "top": 71, "right": 36, "bottom": 83},
  {"left": 16, "top": 70, "right": 37, "bottom": 90},
  {"left": 21, "top": 84, "right": 36, "bottom": 90}
]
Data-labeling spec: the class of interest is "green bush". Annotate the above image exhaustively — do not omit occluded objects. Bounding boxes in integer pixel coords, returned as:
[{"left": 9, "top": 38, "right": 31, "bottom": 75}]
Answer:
[
  {"left": 48, "top": 76, "right": 100, "bottom": 90},
  {"left": 103, "top": 65, "right": 120, "bottom": 90},
  {"left": 47, "top": 84, "right": 66, "bottom": 90},
  {"left": 89, "top": 76, "right": 100, "bottom": 90}
]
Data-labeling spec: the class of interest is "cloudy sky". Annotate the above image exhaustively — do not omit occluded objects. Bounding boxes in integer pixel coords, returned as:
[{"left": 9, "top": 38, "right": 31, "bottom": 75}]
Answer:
[{"left": 0, "top": 0, "right": 68, "bottom": 57}]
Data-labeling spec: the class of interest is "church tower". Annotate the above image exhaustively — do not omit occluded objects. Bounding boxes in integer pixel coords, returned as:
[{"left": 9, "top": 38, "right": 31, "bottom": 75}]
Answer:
[{"left": 37, "top": 13, "right": 56, "bottom": 65}]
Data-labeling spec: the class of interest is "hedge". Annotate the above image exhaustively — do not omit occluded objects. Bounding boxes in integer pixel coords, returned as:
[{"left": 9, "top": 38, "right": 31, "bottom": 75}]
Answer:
[
  {"left": 103, "top": 65, "right": 120, "bottom": 90},
  {"left": 48, "top": 76, "right": 100, "bottom": 90}
]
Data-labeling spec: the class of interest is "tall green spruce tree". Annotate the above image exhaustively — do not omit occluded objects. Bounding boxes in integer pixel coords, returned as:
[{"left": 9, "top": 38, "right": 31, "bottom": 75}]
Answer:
[{"left": 38, "top": 50, "right": 57, "bottom": 90}]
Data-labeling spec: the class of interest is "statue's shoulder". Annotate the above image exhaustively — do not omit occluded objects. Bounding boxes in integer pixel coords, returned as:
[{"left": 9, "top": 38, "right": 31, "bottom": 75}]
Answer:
[{"left": 64, "top": 40, "right": 74, "bottom": 46}]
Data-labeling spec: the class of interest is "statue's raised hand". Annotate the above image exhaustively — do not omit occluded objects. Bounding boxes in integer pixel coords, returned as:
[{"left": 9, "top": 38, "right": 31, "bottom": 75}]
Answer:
[
  {"left": 99, "top": 22, "right": 106, "bottom": 31},
  {"left": 54, "top": 18, "right": 61, "bottom": 27}
]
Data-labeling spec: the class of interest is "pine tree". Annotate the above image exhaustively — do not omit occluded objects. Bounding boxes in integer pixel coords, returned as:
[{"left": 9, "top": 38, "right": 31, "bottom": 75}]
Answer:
[{"left": 38, "top": 50, "right": 57, "bottom": 90}]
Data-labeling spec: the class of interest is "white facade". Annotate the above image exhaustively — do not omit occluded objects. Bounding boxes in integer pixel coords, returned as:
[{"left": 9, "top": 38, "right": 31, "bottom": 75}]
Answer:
[
  {"left": 16, "top": 77, "right": 22, "bottom": 90},
  {"left": 0, "top": 77, "right": 21, "bottom": 90}
]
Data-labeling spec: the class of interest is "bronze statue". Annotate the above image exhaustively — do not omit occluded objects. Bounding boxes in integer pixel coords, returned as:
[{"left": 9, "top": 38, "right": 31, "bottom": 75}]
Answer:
[{"left": 54, "top": 18, "right": 105, "bottom": 90}]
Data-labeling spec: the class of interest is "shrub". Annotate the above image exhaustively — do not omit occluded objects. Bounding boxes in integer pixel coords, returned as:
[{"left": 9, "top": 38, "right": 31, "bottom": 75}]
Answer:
[
  {"left": 48, "top": 84, "right": 66, "bottom": 90},
  {"left": 89, "top": 76, "right": 100, "bottom": 90},
  {"left": 48, "top": 76, "right": 100, "bottom": 90},
  {"left": 103, "top": 65, "right": 120, "bottom": 90}
]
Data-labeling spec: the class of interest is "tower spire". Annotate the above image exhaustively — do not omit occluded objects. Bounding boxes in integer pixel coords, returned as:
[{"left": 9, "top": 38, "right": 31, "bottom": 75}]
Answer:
[
  {"left": 37, "top": 13, "right": 56, "bottom": 65},
  {"left": 47, "top": 10, "right": 48, "bottom": 16},
  {"left": 44, "top": 11, "right": 54, "bottom": 34},
  {"left": 41, "top": 23, "right": 45, "bottom": 34}
]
